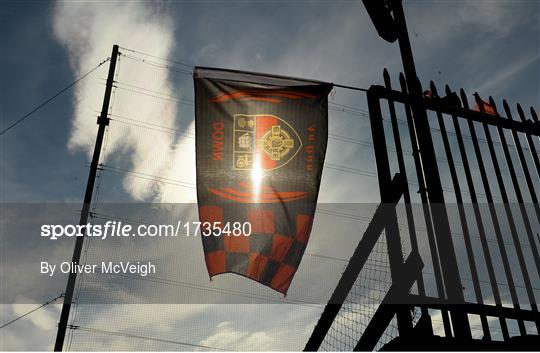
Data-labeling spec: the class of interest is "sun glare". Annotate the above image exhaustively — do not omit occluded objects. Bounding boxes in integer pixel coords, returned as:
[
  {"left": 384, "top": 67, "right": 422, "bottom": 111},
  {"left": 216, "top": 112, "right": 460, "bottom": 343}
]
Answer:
[{"left": 251, "top": 153, "right": 264, "bottom": 201}]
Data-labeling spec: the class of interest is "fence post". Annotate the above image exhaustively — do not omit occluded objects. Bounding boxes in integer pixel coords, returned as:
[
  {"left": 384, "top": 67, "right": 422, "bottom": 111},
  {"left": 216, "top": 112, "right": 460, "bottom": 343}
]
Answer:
[
  {"left": 398, "top": 74, "right": 452, "bottom": 337},
  {"left": 384, "top": 69, "right": 430, "bottom": 331}
]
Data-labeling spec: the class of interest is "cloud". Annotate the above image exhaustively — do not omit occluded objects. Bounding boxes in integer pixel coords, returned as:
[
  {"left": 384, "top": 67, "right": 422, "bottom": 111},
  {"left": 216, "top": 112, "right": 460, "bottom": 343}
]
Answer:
[
  {"left": 457, "top": 1, "right": 528, "bottom": 38},
  {"left": 195, "top": 306, "right": 319, "bottom": 351},
  {"left": 408, "top": 0, "right": 532, "bottom": 44},
  {"left": 10, "top": 300, "right": 58, "bottom": 331},
  {"left": 473, "top": 54, "right": 539, "bottom": 96},
  {"left": 52, "top": 1, "right": 195, "bottom": 202},
  {"left": 0, "top": 303, "right": 61, "bottom": 350},
  {"left": 200, "top": 321, "right": 275, "bottom": 351}
]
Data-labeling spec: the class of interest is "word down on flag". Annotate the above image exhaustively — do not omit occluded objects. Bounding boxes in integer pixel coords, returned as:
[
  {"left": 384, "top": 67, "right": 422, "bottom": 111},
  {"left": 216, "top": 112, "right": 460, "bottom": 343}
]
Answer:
[{"left": 194, "top": 67, "right": 332, "bottom": 294}]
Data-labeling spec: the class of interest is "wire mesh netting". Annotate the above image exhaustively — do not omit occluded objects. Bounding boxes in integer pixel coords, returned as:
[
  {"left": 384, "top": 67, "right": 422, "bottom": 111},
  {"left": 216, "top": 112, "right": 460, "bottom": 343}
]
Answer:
[
  {"left": 62, "top": 49, "right": 396, "bottom": 351},
  {"left": 59, "top": 48, "right": 540, "bottom": 351},
  {"left": 319, "top": 235, "right": 421, "bottom": 351}
]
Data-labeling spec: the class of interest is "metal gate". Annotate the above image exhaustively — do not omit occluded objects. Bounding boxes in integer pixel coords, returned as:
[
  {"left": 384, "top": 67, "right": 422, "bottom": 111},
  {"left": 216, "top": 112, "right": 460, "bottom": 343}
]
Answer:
[{"left": 304, "top": 69, "right": 540, "bottom": 350}]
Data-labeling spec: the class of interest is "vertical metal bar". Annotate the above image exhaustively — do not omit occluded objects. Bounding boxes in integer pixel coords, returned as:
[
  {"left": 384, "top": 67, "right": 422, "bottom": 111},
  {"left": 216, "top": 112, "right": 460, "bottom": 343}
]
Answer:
[
  {"left": 369, "top": 79, "right": 412, "bottom": 337},
  {"left": 390, "top": 0, "right": 471, "bottom": 339},
  {"left": 528, "top": 107, "right": 540, "bottom": 171},
  {"left": 502, "top": 100, "right": 540, "bottom": 272},
  {"left": 399, "top": 74, "right": 452, "bottom": 337},
  {"left": 54, "top": 44, "right": 119, "bottom": 352},
  {"left": 516, "top": 103, "right": 540, "bottom": 212},
  {"left": 477, "top": 96, "right": 539, "bottom": 331},
  {"left": 447, "top": 85, "right": 509, "bottom": 340},
  {"left": 531, "top": 108, "right": 539, "bottom": 124},
  {"left": 384, "top": 69, "right": 429, "bottom": 331},
  {"left": 303, "top": 92, "right": 408, "bottom": 352},
  {"left": 429, "top": 82, "right": 490, "bottom": 339},
  {"left": 460, "top": 89, "right": 526, "bottom": 335},
  {"left": 517, "top": 104, "right": 540, "bottom": 181}
]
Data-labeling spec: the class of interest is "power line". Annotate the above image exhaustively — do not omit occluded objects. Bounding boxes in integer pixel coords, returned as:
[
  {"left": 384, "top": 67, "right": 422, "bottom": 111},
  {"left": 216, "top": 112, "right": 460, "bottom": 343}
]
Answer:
[
  {"left": 70, "top": 325, "right": 230, "bottom": 351},
  {"left": 93, "top": 160, "right": 513, "bottom": 244},
  {"left": 120, "top": 53, "right": 192, "bottom": 75},
  {"left": 109, "top": 272, "right": 321, "bottom": 307},
  {"left": 111, "top": 79, "right": 539, "bottom": 168},
  {"left": 116, "top": 49, "right": 540, "bottom": 162},
  {"left": 119, "top": 46, "right": 194, "bottom": 69},
  {"left": 110, "top": 116, "right": 193, "bottom": 138},
  {"left": 106, "top": 116, "right": 531, "bottom": 194},
  {"left": 88, "top": 195, "right": 529, "bottom": 260},
  {"left": 113, "top": 84, "right": 194, "bottom": 106},
  {"left": 88, "top": 209, "right": 354, "bottom": 266},
  {"left": 102, "top": 97, "right": 533, "bottom": 186},
  {"left": 119, "top": 46, "right": 371, "bottom": 93},
  {"left": 114, "top": 79, "right": 368, "bottom": 115},
  {"left": 0, "top": 293, "right": 64, "bottom": 329},
  {"left": 93, "top": 166, "right": 516, "bottom": 247},
  {"left": 86, "top": 208, "right": 540, "bottom": 296},
  {"left": 99, "top": 164, "right": 196, "bottom": 189},
  {"left": 99, "top": 152, "right": 375, "bottom": 183},
  {"left": 0, "top": 59, "right": 109, "bottom": 137},
  {"left": 333, "top": 83, "right": 368, "bottom": 92}
]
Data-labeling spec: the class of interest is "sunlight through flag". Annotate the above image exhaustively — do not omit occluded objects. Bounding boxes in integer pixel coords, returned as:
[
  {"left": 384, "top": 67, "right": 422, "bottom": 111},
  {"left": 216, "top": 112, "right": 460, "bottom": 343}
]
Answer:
[{"left": 194, "top": 67, "right": 332, "bottom": 294}]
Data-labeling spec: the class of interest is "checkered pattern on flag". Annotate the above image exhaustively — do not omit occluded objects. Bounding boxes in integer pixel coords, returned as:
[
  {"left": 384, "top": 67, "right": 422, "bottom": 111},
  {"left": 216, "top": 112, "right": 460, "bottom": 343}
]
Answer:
[{"left": 194, "top": 67, "right": 332, "bottom": 294}]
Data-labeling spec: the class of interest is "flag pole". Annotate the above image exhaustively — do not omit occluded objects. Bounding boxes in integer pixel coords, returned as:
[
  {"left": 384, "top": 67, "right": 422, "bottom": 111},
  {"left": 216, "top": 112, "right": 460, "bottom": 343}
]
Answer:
[{"left": 54, "top": 44, "right": 119, "bottom": 351}]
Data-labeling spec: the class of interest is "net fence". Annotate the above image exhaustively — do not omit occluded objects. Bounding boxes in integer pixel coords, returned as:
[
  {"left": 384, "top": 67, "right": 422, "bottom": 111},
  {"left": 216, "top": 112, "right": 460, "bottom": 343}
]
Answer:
[
  {"left": 319, "top": 235, "right": 421, "bottom": 351},
  {"left": 60, "top": 49, "right": 540, "bottom": 351},
  {"left": 62, "top": 50, "right": 394, "bottom": 351}
]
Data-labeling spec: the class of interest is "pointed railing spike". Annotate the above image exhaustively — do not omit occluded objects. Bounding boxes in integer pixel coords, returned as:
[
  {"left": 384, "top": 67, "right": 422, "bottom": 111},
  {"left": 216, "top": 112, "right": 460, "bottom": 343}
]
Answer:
[
  {"left": 444, "top": 84, "right": 452, "bottom": 96},
  {"left": 531, "top": 107, "right": 538, "bottom": 122},
  {"left": 488, "top": 96, "right": 499, "bottom": 114},
  {"left": 429, "top": 81, "right": 438, "bottom": 96},
  {"left": 516, "top": 103, "right": 526, "bottom": 122},
  {"left": 460, "top": 89, "right": 469, "bottom": 107},
  {"left": 383, "top": 68, "right": 391, "bottom": 89}
]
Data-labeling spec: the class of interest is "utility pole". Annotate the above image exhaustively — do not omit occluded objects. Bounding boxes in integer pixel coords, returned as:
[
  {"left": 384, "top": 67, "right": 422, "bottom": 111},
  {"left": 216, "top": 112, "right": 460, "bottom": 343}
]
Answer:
[{"left": 54, "top": 44, "right": 119, "bottom": 351}]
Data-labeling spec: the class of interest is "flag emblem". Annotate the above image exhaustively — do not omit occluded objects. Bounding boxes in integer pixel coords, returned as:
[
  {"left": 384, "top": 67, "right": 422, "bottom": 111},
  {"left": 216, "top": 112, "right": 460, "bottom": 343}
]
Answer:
[
  {"left": 260, "top": 125, "right": 295, "bottom": 161},
  {"left": 233, "top": 114, "right": 301, "bottom": 171}
]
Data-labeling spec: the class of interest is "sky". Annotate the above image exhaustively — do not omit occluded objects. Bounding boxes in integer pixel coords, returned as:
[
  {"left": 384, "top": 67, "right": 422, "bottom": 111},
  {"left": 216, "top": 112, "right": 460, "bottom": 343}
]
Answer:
[{"left": 1, "top": 0, "right": 539, "bottom": 351}]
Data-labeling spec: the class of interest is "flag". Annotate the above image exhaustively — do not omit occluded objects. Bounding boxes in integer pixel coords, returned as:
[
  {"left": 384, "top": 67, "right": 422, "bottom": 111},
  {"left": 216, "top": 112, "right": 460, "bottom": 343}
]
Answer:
[
  {"left": 194, "top": 67, "right": 332, "bottom": 294},
  {"left": 473, "top": 94, "right": 497, "bottom": 116}
]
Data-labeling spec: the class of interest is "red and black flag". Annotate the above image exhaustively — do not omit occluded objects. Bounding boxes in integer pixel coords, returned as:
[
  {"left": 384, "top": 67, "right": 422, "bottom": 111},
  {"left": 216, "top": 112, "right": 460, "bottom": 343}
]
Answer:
[
  {"left": 194, "top": 67, "right": 332, "bottom": 294},
  {"left": 473, "top": 93, "right": 497, "bottom": 116}
]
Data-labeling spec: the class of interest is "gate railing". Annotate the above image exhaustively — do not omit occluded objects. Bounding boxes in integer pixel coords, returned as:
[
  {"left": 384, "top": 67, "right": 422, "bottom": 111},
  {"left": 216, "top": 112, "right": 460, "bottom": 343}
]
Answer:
[{"left": 305, "top": 69, "right": 540, "bottom": 351}]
